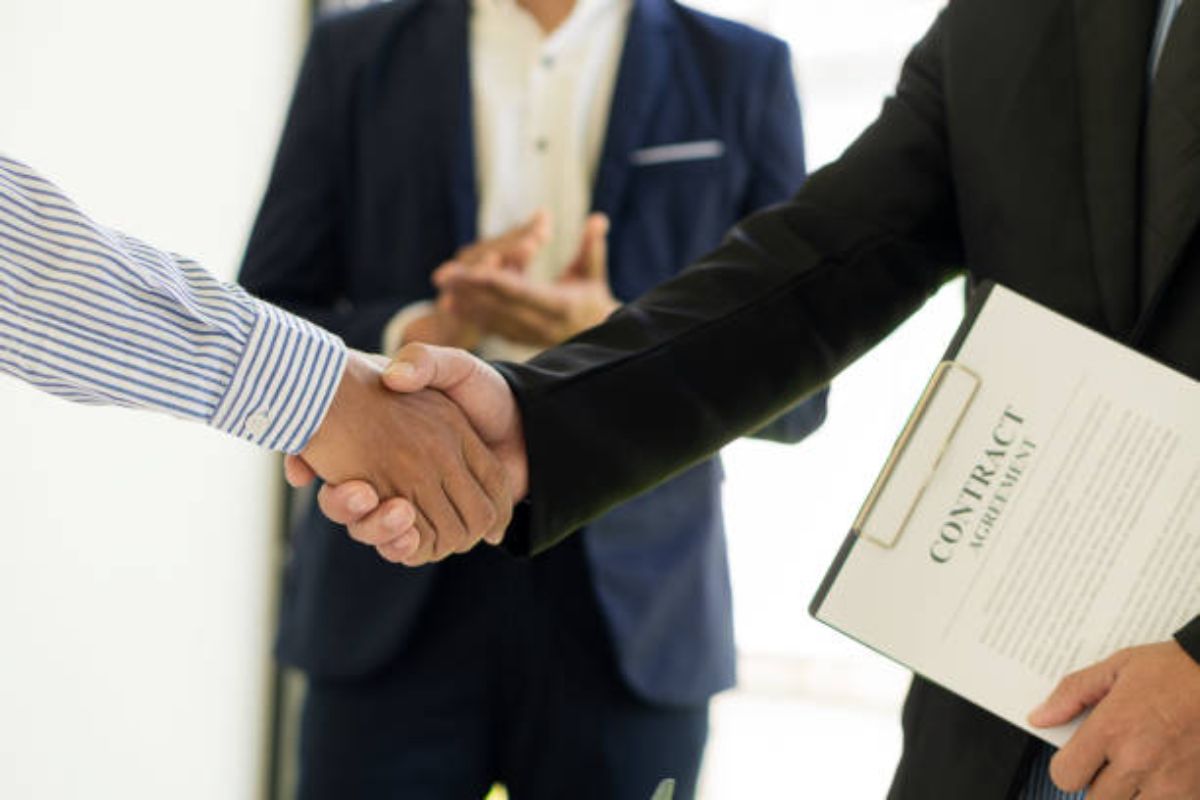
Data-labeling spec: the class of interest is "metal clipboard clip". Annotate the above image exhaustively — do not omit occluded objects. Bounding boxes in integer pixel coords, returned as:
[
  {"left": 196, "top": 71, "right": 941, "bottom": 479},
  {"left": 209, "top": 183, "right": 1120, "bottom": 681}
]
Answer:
[{"left": 852, "top": 361, "right": 981, "bottom": 548}]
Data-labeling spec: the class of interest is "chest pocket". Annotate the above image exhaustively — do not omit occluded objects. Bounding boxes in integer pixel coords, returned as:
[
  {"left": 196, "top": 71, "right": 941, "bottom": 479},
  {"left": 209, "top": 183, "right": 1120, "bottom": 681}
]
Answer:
[
  {"left": 629, "top": 139, "right": 726, "bottom": 167},
  {"left": 625, "top": 138, "right": 729, "bottom": 213}
]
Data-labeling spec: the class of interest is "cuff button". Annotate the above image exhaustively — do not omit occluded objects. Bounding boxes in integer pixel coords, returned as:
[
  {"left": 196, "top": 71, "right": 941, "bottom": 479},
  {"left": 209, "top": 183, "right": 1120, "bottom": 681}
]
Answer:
[{"left": 243, "top": 408, "right": 273, "bottom": 438}]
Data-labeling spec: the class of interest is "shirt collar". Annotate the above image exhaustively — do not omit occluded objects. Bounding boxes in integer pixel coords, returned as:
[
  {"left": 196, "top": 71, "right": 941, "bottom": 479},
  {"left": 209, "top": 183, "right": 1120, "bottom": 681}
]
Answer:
[{"left": 472, "top": 0, "right": 622, "bottom": 29}]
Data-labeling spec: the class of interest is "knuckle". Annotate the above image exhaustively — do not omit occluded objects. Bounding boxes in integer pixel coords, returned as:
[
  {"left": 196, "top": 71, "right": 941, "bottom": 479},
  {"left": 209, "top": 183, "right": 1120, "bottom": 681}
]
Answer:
[
  {"left": 479, "top": 502, "right": 499, "bottom": 530},
  {"left": 1146, "top": 773, "right": 1190, "bottom": 797},
  {"left": 375, "top": 544, "right": 403, "bottom": 564},
  {"left": 1117, "top": 737, "right": 1161, "bottom": 774},
  {"left": 1059, "top": 672, "right": 1086, "bottom": 695},
  {"left": 487, "top": 457, "right": 509, "bottom": 487}
]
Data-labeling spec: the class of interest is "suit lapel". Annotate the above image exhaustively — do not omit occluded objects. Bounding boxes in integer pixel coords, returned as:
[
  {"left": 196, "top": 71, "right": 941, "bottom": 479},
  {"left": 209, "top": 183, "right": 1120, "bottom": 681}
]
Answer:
[
  {"left": 590, "top": 0, "right": 674, "bottom": 219},
  {"left": 1071, "top": 0, "right": 1156, "bottom": 333},
  {"left": 1143, "top": 140, "right": 1200, "bottom": 317}
]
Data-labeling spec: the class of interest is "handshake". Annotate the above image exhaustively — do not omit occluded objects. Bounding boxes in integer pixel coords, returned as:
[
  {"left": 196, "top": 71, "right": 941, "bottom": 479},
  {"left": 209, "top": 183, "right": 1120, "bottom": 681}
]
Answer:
[
  {"left": 287, "top": 210, "right": 615, "bottom": 566},
  {"left": 288, "top": 344, "right": 526, "bottom": 566}
]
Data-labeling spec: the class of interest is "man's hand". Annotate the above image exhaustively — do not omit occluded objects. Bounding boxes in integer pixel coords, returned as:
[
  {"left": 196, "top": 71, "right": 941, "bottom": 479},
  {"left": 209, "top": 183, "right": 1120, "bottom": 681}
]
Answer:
[
  {"left": 452, "top": 208, "right": 551, "bottom": 273},
  {"left": 1028, "top": 641, "right": 1200, "bottom": 799},
  {"left": 287, "top": 345, "right": 526, "bottom": 565},
  {"left": 437, "top": 213, "right": 617, "bottom": 347},
  {"left": 293, "top": 350, "right": 514, "bottom": 564},
  {"left": 397, "top": 209, "right": 553, "bottom": 351}
]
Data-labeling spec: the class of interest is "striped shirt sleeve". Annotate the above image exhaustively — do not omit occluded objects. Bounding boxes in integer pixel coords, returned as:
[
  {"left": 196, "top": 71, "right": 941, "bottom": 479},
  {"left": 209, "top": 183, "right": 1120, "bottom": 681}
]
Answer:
[{"left": 0, "top": 153, "right": 347, "bottom": 454}]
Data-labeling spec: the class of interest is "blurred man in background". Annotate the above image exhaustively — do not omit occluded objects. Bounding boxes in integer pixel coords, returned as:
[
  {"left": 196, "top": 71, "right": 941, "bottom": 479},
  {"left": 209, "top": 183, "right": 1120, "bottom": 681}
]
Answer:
[{"left": 240, "top": 0, "right": 825, "bottom": 797}]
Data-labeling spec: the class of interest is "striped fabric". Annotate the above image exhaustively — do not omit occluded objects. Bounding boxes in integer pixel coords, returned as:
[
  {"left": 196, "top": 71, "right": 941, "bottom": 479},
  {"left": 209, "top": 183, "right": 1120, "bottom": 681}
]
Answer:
[
  {"left": 1019, "top": 744, "right": 1084, "bottom": 800},
  {"left": 0, "top": 154, "right": 347, "bottom": 454}
]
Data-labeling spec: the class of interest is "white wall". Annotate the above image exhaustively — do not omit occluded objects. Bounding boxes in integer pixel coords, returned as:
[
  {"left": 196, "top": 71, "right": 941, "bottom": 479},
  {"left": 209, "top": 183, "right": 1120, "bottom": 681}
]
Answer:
[{"left": 0, "top": 1, "right": 307, "bottom": 797}]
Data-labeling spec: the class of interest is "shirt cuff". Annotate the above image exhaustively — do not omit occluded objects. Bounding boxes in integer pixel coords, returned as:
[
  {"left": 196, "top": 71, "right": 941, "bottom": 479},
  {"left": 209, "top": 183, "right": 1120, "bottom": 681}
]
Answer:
[
  {"left": 209, "top": 301, "right": 347, "bottom": 454},
  {"left": 1175, "top": 616, "right": 1200, "bottom": 666},
  {"left": 382, "top": 300, "right": 436, "bottom": 356}
]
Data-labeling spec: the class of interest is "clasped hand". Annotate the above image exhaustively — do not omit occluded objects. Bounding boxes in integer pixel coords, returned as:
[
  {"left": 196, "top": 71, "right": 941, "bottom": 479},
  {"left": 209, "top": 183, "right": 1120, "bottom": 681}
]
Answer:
[{"left": 289, "top": 348, "right": 526, "bottom": 566}]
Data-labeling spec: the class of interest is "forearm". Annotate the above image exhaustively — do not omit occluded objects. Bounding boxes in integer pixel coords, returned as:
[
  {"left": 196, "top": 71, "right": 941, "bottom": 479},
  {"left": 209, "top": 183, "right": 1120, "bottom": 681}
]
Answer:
[
  {"left": 497, "top": 211, "right": 958, "bottom": 554},
  {"left": 0, "top": 154, "right": 346, "bottom": 453}
]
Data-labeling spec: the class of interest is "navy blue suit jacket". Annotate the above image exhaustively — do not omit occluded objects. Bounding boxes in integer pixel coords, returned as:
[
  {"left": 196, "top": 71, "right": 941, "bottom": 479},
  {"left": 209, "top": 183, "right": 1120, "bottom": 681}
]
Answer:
[{"left": 240, "top": 0, "right": 826, "bottom": 705}]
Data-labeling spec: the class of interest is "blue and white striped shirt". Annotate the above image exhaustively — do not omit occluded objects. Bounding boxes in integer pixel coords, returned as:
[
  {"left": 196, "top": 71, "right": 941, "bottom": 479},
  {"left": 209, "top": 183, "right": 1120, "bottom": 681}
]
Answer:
[{"left": 0, "top": 154, "right": 347, "bottom": 454}]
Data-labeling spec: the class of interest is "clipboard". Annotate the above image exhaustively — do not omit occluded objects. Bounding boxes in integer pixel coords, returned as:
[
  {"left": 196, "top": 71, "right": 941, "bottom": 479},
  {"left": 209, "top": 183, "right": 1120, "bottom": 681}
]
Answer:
[
  {"left": 809, "top": 282, "right": 994, "bottom": 615},
  {"left": 806, "top": 282, "right": 1199, "bottom": 745}
]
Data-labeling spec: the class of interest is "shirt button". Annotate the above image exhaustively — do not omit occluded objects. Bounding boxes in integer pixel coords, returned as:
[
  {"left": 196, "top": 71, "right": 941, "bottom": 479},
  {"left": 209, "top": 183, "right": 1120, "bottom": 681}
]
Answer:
[
  {"left": 541, "top": 55, "right": 555, "bottom": 69},
  {"left": 244, "top": 407, "right": 272, "bottom": 438},
  {"left": 535, "top": 137, "right": 549, "bottom": 153}
]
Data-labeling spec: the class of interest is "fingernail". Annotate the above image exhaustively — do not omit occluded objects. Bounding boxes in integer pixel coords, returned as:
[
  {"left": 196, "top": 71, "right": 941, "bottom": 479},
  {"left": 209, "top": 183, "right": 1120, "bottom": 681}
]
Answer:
[
  {"left": 386, "top": 362, "right": 417, "bottom": 380},
  {"left": 348, "top": 491, "right": 373, "bottom": 514},
  {"left": 393, "top": 532, "right": 418, "bottom": 555}
]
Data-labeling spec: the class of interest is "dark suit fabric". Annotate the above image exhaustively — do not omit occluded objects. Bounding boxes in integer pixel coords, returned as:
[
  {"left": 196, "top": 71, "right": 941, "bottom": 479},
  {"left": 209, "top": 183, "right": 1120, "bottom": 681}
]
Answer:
[
  {"left": 298, "top": 537, "right": 709, "bottom": 800},
  {"left": 240, "top": 0, "right": 825, "bottom": 795},
  {"left": 495, "top": 1, "right": 1200, "bottom": 797}
]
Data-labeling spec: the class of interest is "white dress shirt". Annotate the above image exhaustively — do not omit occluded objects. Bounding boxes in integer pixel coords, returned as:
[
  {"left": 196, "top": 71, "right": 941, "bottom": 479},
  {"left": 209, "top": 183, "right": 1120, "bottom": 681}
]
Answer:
[
  {"left": 0, "top": 154, "right": 347, "bottom": 454},
  {"left": 386, "top": 0, "right": 632, "bottom": 362}
]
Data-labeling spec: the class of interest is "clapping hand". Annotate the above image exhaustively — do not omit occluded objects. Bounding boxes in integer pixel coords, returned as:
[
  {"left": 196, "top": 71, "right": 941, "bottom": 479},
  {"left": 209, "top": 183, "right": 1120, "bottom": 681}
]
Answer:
[
  {"left": 435, "top": 213, "right": 616, "bottom": 348},
  {"left": 400, "top": 210, "right": 552, "bottom": 351}
]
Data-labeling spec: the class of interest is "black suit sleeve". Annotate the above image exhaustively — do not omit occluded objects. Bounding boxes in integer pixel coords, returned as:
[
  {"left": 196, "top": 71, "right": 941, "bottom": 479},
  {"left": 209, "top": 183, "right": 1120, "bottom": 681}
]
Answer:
[
  {"left": 496, "top": 12, "right": 965, "bottom": 556},
  {"left": 1176, "top": 617, "right": 1200, "bottom": 665},
  {"left": 238, "top": 23, "right": 405, "bottom": 349},
  {"left": 741, "top": 39, "right": 829, "bottom": 445}
]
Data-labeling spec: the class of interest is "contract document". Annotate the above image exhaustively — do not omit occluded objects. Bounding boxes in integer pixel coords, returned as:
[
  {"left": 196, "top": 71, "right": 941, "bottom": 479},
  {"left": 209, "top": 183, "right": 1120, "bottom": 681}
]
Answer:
[{"left": 810, "top": 284, "right": 1200, "bottom": 745}]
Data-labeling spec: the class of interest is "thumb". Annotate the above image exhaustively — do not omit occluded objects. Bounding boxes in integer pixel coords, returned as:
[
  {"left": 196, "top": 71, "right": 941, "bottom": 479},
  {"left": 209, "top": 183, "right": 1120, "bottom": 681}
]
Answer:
[
  {"left": 522, "top": 207, "right": 552, "bottom": 244},
  {"left": 382, "top": 342, "right": 477, "bottom": 394},
  {"left": 506, "top": 208, "right": 553, "bottom": 270},
  {"left": 382, "top": 342, "right": 520, "bottom": 457},
  {"left": 1028, "top": 652, "right": 1128, "bottom": 727},
  {"left": 566, "top": 213, "right": 609, "bottom": 282},
  {"left": 382, "top": 342, "right": 443, "bottom": 393}
]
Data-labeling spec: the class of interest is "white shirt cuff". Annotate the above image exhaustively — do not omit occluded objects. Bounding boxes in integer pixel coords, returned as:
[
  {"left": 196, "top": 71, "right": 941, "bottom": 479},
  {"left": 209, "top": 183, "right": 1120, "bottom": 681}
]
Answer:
[{"left": 382, "top": 300, "right": 436, "bottom": 356}]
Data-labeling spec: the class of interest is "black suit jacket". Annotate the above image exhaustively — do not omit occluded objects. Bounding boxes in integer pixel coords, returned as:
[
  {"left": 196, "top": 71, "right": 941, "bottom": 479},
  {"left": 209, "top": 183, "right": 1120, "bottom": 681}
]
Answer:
[{"left": 495, "top": 0, "right": 1200, "bottom": 796}]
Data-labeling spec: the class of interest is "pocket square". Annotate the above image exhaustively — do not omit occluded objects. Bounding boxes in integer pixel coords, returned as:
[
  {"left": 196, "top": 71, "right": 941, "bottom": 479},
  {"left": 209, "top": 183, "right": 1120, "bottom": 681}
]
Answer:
[{"left": 629, "top": 140, "right": 726, "bottom": 167}]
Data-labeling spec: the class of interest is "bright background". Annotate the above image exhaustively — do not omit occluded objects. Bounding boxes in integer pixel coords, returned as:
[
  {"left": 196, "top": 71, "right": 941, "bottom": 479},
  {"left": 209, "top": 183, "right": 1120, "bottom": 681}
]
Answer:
[
  {"left": 0, "top": 1, "right": 308, "bottom": 797},
  {"left": 0, "top": 0, "right": 958, "bottom": 797}
]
